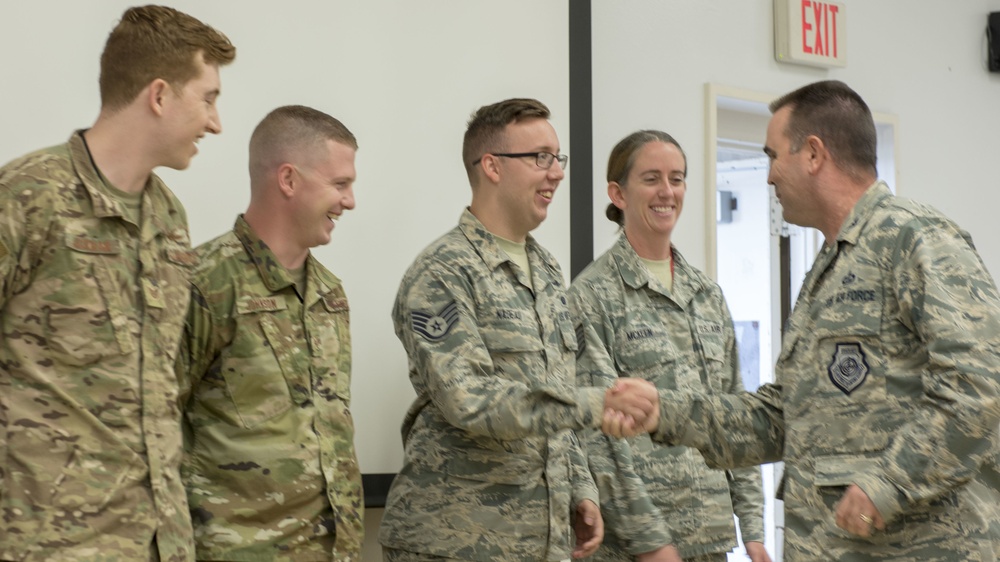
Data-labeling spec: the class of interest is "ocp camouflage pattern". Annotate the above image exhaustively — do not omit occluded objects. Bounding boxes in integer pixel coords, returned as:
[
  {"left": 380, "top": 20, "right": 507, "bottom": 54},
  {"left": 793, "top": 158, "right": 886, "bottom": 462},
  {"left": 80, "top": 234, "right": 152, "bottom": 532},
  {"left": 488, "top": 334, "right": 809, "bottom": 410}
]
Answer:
[
  {"left": 0, "top": 132, "right": 196, "bottom": 561},
  {"left": 178, "top": 216, "right": 362, "bottom": 561}
]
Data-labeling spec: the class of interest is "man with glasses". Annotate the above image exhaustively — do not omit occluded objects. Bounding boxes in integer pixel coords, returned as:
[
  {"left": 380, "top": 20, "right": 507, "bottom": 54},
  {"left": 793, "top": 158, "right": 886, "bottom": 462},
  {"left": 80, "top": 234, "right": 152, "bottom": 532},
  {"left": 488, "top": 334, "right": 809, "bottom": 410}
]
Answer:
[{"left": 378, "top": 98, "right": 660, "bottom": 561}]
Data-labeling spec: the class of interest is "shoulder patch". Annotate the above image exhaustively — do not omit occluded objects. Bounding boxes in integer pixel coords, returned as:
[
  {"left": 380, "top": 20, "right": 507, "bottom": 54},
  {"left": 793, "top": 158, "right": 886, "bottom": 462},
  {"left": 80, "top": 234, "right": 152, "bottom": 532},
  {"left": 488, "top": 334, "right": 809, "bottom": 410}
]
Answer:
[
  {"left": 828, "top": 342, "right": 869, "bottom": 395},
  {"left": 411, "top": 301, "right": 460, "bottom": 342},
  {"left": 575, "top": 324, "right": 586, "bottom": 358}
]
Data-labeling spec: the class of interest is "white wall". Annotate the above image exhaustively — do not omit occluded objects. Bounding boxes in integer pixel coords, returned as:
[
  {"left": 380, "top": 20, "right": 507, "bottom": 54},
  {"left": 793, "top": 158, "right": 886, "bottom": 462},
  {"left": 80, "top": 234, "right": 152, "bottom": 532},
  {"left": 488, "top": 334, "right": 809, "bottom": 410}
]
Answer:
[
  {"left": 592, "top": 0, "right": 1000, "bottom": 279},
  {"left": 0, "top": 0, "right": 571, "bottom": 475},
  {"left": 6, "top": 2, "right": 1000, "bottom": 557}
]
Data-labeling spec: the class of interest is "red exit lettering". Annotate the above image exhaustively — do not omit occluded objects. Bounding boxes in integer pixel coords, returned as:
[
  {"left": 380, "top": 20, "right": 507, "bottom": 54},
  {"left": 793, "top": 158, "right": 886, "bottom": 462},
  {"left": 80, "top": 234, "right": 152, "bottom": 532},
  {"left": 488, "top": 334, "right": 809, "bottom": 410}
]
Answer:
[{"left": 801, "top": 0, "right": 839, "bottom": 58}]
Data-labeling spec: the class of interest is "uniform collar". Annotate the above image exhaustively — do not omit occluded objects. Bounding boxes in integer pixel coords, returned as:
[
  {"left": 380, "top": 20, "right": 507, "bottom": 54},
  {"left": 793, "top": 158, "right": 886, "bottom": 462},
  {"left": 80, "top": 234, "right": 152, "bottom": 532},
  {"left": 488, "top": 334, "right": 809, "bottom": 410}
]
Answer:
[
  {"left": 458, "top": 208, "right": 560, "bottom": 292},
  {"left": 234, "top": 215, "right": 297, "bottom": 293},
  {"left": 69, "top": 130, "right": 178, "bottom": 242},
  {"left": 836, "top": 180, "right": 892, "bottom": 246},
  {"left": 458, "top": 208, "right": 553, "bottom": 268},
  {"left": 609, "top": 232, "right": 706, "bottom": 306},
  {"left": 232, "top": 215, "right": 340, "bottom": 301}
]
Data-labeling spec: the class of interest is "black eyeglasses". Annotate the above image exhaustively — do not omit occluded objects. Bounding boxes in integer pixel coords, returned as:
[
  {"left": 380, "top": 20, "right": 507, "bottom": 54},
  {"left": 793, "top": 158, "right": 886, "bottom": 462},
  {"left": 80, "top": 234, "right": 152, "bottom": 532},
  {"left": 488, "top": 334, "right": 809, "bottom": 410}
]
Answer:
[{"left": 473, "top": 152, "right": 569, "bottom": 170}]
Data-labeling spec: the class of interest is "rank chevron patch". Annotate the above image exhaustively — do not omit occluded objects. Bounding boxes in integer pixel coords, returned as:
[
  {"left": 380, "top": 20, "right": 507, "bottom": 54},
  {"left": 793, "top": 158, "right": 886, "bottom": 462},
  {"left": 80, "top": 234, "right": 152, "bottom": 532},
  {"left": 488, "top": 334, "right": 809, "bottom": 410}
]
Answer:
[{"left": 411, "top": 301, "right": 460, "bottom": 342}]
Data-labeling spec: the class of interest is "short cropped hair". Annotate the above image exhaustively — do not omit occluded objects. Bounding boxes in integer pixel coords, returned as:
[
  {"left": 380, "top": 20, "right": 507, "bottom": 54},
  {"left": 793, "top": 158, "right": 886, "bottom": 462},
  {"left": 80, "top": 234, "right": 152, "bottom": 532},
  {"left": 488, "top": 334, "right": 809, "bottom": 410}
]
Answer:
[
  {"left": 99, "top": 5, "right": 236, "bottom": 111},
  {"left": 462, "top": 98, "right": 550, "bottom": 181},
  {"left": 605, "top": 130, "right": 686, "bottom": 226},
  {"left": 249, "top": 105, "right": 357, "bottom": 187},
  {"left": 769, "top": 80, "right": 877, "bottom": 179}
]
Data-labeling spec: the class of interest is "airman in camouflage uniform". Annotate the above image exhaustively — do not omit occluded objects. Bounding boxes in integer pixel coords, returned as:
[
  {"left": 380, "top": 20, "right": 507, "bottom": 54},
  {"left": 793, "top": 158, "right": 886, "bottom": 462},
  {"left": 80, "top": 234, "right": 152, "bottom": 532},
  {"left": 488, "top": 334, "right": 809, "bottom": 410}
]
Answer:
[
  {"left": 573, "top": 238, "right": 767, "bottom": 561},
  {"left": 626, "top": 81, "right": 1000, "bottom": 560},
  {"left": 178, "top": 106, "right": 362, "bottom": 561},
  {"left": 379, "top": 99, "right": 659, "bottom": 561},
  {"left": 0, "top": 6, "right": 234, "bottom": 561},
  {"left": 572, "top": 131, "right": 769, "bottom": 562}
]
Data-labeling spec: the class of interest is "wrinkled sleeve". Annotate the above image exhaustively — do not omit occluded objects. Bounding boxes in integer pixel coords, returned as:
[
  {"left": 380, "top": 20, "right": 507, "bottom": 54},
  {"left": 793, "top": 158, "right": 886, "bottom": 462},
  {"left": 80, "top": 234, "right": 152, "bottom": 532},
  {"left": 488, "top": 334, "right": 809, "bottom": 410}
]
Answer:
[
  {"left": 653, "top": 384, "right": 786, "bottom": 470},
  {"left": 852, "top": 218, "right": 1000, "bottom": 522},
  {"left": 715, "top": 298, "right": 767, "bottom": 544},
  {"left": 0, "top": 178, "right": 47, "bottom": 307},
  {"left": 728, "top": 466, "right": 766, "bottom": 544},
  {"left": 569, "top": 431, "right": 599, "bottom": 508},
  {"left": 177, "top": 283, "right": 217, "bottom": 407},
  {"left": 569, "top": 283, "right": 673, "bottom": 554},
  {"left": 0, "top": 173, "right": 41, "bottom": 505},
  {"left": 392, "top": 257, "right": 604, "bottom": 441}
]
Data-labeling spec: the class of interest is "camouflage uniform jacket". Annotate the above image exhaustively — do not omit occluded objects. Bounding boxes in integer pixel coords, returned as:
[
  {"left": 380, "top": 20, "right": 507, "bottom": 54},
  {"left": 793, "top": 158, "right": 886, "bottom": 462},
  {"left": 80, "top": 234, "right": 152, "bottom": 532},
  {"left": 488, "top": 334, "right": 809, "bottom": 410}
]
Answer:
[
  {"left": 179, "top": 216, "right": 362, "bottom": 561},
  {"left": 378, "top": 209, "right": 606, "bottom": 561},
  {"left": 654, "top": 182, "right": 1000, "bottom": 560},
  {"left": 0, "top": 132, "right": 197, "bottom": 562},
  {"left": 569, "top": 234, "right": 765, "bottom": 560}
]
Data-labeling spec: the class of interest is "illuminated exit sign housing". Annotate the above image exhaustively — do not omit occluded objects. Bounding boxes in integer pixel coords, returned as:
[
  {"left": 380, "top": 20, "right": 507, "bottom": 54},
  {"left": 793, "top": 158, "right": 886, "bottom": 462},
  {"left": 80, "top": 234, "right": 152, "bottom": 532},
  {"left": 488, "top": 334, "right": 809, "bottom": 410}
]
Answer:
[{"left": 775, "top": 0, "right": 846, "bottom": 68}]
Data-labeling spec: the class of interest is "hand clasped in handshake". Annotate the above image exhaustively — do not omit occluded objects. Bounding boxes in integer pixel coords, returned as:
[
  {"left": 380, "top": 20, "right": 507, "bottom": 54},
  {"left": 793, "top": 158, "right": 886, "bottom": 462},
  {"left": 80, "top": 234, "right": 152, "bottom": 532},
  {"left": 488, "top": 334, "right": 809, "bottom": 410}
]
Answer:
[{"left": 601, "top": 377, "right": 659, "bottom": 438}]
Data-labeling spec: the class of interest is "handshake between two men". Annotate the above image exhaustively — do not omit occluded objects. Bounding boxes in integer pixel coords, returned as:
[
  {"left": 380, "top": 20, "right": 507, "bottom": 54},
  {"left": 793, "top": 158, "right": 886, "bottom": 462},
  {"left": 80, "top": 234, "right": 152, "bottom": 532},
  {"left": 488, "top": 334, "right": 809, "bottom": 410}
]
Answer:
[{"left": 600, "top": 377, "right": 660, "bottom": 438}]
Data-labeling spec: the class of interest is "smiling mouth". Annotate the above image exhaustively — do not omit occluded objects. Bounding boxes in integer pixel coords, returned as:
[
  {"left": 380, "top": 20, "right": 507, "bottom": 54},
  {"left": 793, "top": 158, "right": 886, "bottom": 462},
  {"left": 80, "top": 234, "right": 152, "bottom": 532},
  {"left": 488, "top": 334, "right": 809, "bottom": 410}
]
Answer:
[{"left": 539, "top": 190, "right": 553, "bottom": 201}]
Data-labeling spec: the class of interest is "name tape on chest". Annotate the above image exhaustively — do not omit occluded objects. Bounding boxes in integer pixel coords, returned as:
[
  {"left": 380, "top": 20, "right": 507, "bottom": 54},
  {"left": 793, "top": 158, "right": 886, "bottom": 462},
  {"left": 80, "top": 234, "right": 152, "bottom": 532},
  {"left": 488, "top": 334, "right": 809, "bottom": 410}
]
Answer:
[
  {"left": 237, "top": 296, "right": 289, "bottom": 314},
  {"left": 411, "top": 300, "right": 460, "bottom": 342},
  {"left": 67, "top": 234, "right": 120, "bottom": 255},
  {"left": 626, "top": 327, "right": 655, "bottom": 342}
]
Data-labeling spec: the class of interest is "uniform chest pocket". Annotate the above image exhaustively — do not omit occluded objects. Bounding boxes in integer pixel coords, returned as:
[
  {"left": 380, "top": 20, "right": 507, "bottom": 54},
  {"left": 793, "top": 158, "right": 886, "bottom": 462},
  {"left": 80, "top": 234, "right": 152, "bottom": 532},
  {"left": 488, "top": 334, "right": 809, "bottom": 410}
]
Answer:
[
  {"left": 812, "top": 298, "right": 887, "bottom": 405},
  {"left": 694, "top": 319, "right": 726, "bottom": 362},
  {"left": 615, "top": 323, "right": 688, "bottom": 389},
  {"left": 41, "top": 252, "right": 134, "bottom": 366},
  {"left": 220, "top": 299, "right": 300, "bottom": 428},
  {"left": 479, "top": 312, "right": 543, "bottom": 385}
]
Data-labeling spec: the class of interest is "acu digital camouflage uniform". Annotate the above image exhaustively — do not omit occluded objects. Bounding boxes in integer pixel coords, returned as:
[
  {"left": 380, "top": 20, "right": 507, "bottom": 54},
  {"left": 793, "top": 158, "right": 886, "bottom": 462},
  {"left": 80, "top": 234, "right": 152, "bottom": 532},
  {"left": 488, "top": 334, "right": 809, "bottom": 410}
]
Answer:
[
  {"left": 569, "top": 234, "right": 765, "bottom": 561},
  {"left": 653, "top": 181, "right": 1000, "bottom": 561},
  {"left": 178, "top": 216, "right": 362, "bottom": 561},
  {"left": 378, "top": 209, "right": 606, "bottom": 561},
  {"left": 0, "top": 132, "right": 197, "bottom": 561}
]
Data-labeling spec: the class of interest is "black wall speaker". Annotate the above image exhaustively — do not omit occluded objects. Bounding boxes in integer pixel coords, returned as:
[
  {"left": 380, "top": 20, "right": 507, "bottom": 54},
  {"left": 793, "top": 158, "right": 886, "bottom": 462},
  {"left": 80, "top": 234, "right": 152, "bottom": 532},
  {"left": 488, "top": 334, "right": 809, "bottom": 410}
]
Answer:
[{"left": 989, "top": 12, "right": 1000, "bottom": 72}]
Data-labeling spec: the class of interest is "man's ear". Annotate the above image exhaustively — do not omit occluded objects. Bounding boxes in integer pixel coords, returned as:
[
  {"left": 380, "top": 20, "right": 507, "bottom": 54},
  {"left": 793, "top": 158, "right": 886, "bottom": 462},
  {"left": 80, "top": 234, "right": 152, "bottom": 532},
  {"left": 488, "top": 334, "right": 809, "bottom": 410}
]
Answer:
[
  {"left": 804, "top": 135, "right": 828, "bottom": 175},
  {"left": 147, "top": 78, "right": 171, "bottom": 117},
  {"left": 276, "top": 163, "right": 296, "bottom": 198},
  {"left": 480, "top": 153, "right": 502, "bottom": 184}
]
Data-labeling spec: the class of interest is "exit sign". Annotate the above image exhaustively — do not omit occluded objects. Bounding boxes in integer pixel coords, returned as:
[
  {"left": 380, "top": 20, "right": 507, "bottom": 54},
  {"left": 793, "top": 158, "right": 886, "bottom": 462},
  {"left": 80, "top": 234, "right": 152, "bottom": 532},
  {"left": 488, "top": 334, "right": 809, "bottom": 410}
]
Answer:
[{"left": 774, "top": 0, "right": 846, "bottom": 68}]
